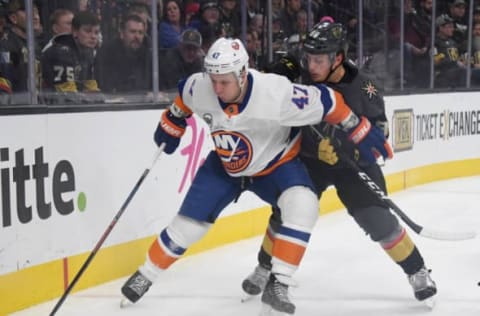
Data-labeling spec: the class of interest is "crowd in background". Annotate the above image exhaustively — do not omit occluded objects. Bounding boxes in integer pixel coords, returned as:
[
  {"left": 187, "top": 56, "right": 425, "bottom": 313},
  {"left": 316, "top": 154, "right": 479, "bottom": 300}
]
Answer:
[{"left": 1, "top": 0, "right": 480, "bottom": 105}]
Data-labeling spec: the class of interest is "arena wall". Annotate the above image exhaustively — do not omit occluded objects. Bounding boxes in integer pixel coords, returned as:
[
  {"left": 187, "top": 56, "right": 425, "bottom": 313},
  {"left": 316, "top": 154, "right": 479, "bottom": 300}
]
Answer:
[{"left": 1, "top": 91, "right": 480, "bottom": 314}]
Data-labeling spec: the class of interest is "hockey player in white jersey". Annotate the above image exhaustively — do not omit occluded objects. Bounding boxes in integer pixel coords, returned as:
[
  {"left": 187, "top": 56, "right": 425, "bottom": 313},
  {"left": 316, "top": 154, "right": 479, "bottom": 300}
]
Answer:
[{"left": 121, "top": 37, "right": 393, "bottom": 314}]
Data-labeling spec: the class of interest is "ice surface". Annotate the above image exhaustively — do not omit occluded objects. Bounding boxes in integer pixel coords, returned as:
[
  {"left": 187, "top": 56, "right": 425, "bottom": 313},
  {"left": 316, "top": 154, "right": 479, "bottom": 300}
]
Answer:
[{"left": 11, "top": 176, "right": 480, "bottom": 316}]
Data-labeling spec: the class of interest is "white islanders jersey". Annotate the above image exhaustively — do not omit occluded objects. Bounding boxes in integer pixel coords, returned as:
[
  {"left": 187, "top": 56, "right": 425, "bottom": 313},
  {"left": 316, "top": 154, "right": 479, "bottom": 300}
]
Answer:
[{"left": 178, "top": 69, "right": 345, "bottom": 177}]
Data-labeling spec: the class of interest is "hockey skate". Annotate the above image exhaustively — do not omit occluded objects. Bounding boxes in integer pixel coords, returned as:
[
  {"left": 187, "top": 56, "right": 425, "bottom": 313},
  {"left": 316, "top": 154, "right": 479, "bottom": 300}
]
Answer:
[
  {"left": 242, "top": 264, "right": 271, "bottom": 301},
  {"left": 260, "top": 274, "right": 296, "bottom": 315},
  {"left": 408, "top": 266, "right": 437, "bottom": 308},
  {"left": 120, "top": 270, "right": 152, "bottom": 307}
]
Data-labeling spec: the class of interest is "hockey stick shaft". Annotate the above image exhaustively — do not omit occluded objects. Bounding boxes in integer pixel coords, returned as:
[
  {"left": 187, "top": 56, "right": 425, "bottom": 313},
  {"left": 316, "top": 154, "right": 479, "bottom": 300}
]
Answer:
[
  {"left": 49, "top": 144, "right": 165, "bottom": 316},
  {"left": 339, "top": 152, "right": 475, "bottom": 241},
  {"left": 309, "top": 126, "right": 476, "bottom": 241}
]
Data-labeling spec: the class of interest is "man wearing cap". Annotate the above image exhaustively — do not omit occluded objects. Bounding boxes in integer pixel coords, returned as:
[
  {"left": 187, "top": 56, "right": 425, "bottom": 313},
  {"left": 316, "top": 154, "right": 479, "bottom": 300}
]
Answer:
[
  {"left": 158, "top": 28, "right": 203, "bottom": 91},
  {"left": 95, "top": 14, "right": 152, "bottom": 95},
  {"left": 433, "top": 14, "right": 468, "bottom": 87}
]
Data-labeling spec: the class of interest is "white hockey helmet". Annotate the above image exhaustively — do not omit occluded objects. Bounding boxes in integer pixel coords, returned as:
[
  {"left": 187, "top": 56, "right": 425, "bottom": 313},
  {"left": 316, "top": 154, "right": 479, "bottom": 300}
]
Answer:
[{"left": 204, "top": 37, "right": 249, "bottom": 85}]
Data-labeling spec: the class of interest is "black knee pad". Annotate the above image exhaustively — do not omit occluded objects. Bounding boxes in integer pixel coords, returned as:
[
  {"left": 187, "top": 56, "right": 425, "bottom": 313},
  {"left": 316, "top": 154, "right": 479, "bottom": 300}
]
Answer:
[{"left": 350, "top": 206, "right": 399, "bottom": 241}]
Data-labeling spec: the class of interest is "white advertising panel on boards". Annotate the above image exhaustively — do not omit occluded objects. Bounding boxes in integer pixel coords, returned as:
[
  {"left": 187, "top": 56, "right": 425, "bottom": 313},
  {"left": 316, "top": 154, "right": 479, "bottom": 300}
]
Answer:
[
  {"left": 1, "top": 91, "right": 479, "bottom": 275},
  {"left": 384, "top": 92, "right": 480, "bottom": 174}
]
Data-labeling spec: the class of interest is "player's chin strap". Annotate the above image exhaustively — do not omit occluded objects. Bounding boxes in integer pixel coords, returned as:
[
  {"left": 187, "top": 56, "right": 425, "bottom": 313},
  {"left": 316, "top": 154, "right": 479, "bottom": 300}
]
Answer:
[{"left": 309, "top": 125, "right": 476, "bottom": 242}]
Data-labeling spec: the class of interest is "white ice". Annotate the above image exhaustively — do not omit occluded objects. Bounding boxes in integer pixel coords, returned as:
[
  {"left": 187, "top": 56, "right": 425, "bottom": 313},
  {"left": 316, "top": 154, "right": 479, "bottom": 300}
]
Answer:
[{"left": 11, "top": 176, "right": 480, "bottom": 316}]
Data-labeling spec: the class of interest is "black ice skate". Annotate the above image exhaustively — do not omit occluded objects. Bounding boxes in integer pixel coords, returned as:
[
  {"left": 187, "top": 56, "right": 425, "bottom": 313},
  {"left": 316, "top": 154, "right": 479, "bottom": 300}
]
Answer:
[
  {"left": 242, "top": 264, "right": 271, "bottom": 296},
  {"left": 408, "top": 266, "right": 437, "bottom": 308},
  {"left": 121, "top": 270, "right": 152, "bottom": 304},
  {"left": 260, "top": 274, "right": 295, "bottom": 315}
]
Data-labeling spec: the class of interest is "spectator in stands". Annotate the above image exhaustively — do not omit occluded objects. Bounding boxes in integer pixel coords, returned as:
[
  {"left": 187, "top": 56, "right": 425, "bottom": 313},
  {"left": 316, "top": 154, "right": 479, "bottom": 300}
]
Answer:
[
  {"left": 158, "top": 28, "right": 203, "bottom": 91},
  {"left": 272, "top": 13, "right": 286, "bottom": 54},
  {"left": 0, "top": 0, "right": 43, "bottom": 101},
  {"left": 272, "top": 0, "right": 284, "bottom": 16},
  {"left": 41, "top": 11, "right": 104, "bottom": 104},
  {"left": 247, "top": 0, "right": 260, "bottom": 22},
  {"left": 471, "top": 21, "right": 480, "bottom": 68},
  {"left": 0, "top": 3, "right": 9, "bottom": 101},
  {"left": 78, "top": 0, "right": 89, "bottom": 12},
  {"left": 416, "top": 0, "right": 433, "bottom": 38},
  {"left": 278, "top": 0, "right": 302, "bottom": 37},
  {"left": 189, "top": 0, "right": 221, "bottom": 33},
  {"left": 465, "top": 25, "right": 480, "bottom": 86},
  {"left": 127, "top": 2, "right": 152, "bottom": 34},
  {"left": 199, "top": 23, "right": 221, "bottom": 53},
  {"left": 447, "top": 0, "right": 468, "bottom": 46},
  {"left": 50, "top": 8, "right": 74, "bottom": 36},
  {"left": 42, "top": 9, "right": 74, "bottom": 52},
  {"left": 326, "top": 0, "right": 357, "bottom": 52},
  {"left": 474, "top": 5, "right": 480, "bottom": 25},
  {"left": 311, "top": 0, "right": 329, "bottom": 22},
  {"left": 249, "top": 13, "right": 264, "bottom": 39},
  {"left": 433, "top": 14, "right": 468, "bottom": 88},
  {"left": 295, "top": 9, "right": 312, "bottom": 42},
  {"left": 284, "top": 9, "right": 313, "bottom": 61},
  {"left": 388, "top": 0, "right": 429, "bottom": 87},
  {"left": 245, "top": 29, "right": 260, "bottom": 69},
  {"left": 0, "top": 3, "right": 6, "bottom": 38},
  {"left": 0, "top": 2, "right": 12, "bottom": 104},
  {"left": 159, "top": 0, "right": 184, "bottom": 49},
  {"left": 185, "top": 2, "right": 200, "bottom": 26},
  {"left": 219, "top": 0, "right": 241, "bottom": 37},
  {"left": 96, "top": 14, "right": 152, "bottom": 95}
]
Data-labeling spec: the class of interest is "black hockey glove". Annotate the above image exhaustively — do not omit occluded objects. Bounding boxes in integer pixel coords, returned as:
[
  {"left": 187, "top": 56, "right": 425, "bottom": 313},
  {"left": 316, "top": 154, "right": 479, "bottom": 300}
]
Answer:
[{"left": 264, "top": 54, "right": 301, "bottom": 82}]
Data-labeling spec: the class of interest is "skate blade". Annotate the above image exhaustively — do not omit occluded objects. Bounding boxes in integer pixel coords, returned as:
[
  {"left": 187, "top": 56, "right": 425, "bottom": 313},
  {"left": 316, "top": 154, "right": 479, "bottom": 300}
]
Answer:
[
  {"left": 259, "top": 303, "right": 292, "bottom": 316},
  {"left": 241, "top": 294, "right": 257, "bottom": 303},
  {"left": 120, "top": 298, "right": 133, "bottom": 309},
  {"left": 423, "top": 296, "right": 436, "bottom": 310}
]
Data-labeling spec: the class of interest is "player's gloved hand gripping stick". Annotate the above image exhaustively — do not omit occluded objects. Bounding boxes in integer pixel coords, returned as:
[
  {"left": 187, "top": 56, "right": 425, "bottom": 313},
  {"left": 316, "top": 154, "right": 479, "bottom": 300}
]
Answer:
[
  {"left": 154, "top": 109, "right": 187, "bottom": 153},
  {"left": 309, "top": 125, "right": 476, "bottom": 242}
]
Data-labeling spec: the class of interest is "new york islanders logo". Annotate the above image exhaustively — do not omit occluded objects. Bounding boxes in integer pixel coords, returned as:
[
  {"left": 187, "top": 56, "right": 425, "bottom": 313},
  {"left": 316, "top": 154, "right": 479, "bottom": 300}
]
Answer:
[{"left": 211, "top": 131, "right": 252, "bottom": 174}]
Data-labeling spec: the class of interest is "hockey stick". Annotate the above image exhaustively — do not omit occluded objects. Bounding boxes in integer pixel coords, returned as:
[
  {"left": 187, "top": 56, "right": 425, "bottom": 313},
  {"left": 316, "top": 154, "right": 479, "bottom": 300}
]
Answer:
[
  {"left": 49, "top": 144, "right": 166, "bottom": 316},
  {"left": 309, "top": 126, "right": 476, "bottom": 241}
]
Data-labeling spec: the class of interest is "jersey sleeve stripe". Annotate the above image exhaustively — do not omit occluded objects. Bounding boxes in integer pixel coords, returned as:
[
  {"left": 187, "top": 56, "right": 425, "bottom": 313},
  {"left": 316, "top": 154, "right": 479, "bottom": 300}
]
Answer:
[
  {"left": 323, "top": 90, "right": 352, "bottom": 125},
  {"left": 173, "top": 95, "right": 193, "bottom": 116}
]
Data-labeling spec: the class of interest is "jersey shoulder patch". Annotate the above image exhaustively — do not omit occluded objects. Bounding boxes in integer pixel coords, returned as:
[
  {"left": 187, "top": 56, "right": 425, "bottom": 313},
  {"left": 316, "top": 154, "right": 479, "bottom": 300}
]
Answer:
[{"left": 361, "top": 79, "right": 379, "bottom": 99}]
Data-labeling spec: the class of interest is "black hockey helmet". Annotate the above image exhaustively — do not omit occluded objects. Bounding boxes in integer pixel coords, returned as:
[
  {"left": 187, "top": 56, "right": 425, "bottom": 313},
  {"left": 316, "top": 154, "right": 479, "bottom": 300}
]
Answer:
[{"left": 303, "top": 22, "right": 348, "bottom": 57}]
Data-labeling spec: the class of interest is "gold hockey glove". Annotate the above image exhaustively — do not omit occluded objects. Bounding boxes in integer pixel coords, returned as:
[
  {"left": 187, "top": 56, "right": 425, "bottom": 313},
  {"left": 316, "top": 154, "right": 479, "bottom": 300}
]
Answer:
[{"left": 318, "top": 138, "right": 339, "bottom": 165}]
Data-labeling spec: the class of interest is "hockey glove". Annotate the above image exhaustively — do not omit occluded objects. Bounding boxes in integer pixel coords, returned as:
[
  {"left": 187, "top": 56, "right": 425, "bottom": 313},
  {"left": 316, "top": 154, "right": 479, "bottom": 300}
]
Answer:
[
  {"left": 347, "top": 116, "right": 393, "bottom": 164},
  {"left": 154, "top": 110, "right": 187, "bottom": 154},
  {"left": 375, "top": 120, "right": 390, "bottom": 138},
  {"left": 317, "top": 138, "right": 339, "bottom": 165},
  {"left": 265, "top": 54, "right": 301, "bottom": 82}
]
